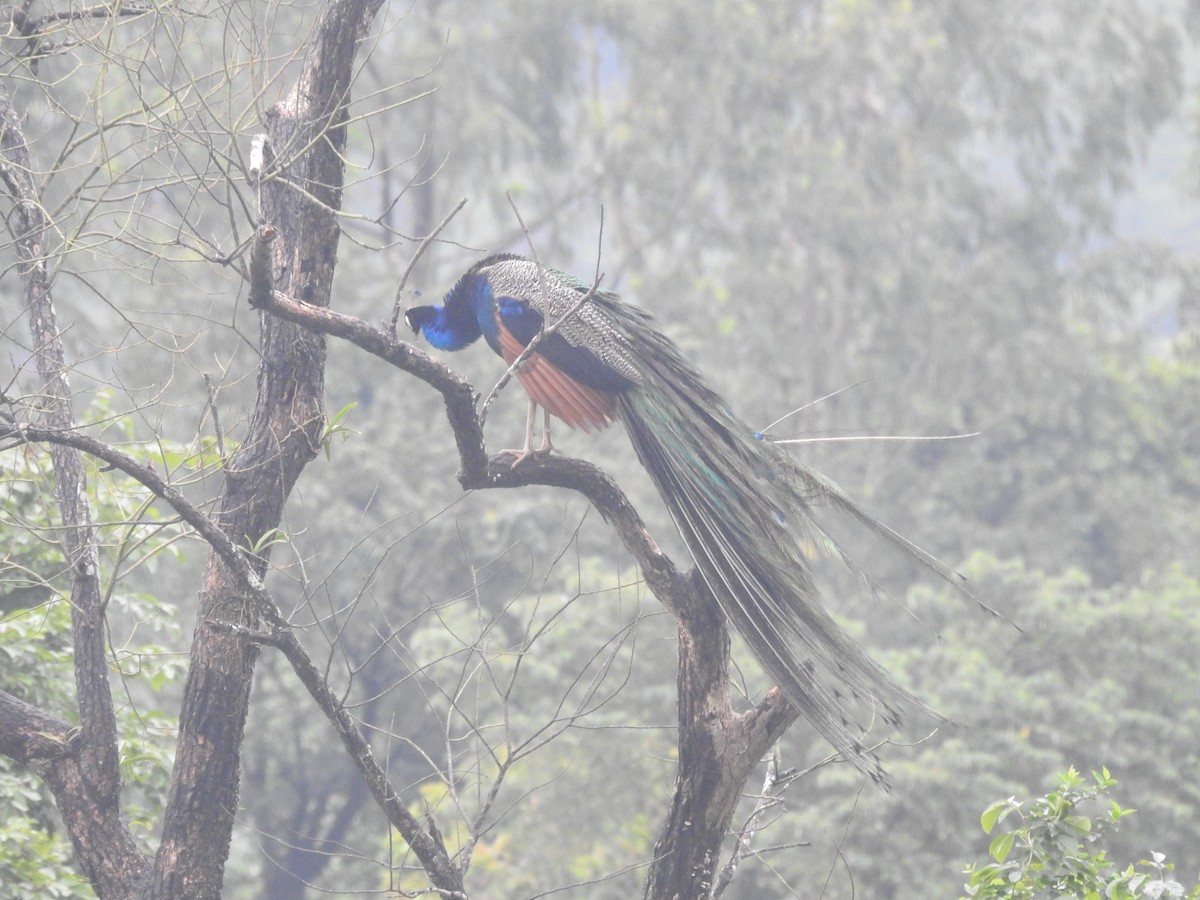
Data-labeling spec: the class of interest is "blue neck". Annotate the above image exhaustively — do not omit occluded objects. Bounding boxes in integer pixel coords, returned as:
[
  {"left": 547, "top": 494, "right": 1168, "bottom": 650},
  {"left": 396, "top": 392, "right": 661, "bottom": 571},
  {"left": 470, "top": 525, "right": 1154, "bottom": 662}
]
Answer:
[
  {"left": 415, "top": 275, "right": 494, "bottom": 351},
  {"left": 420, "top": 306, "right": 479, "bottom": 350}
]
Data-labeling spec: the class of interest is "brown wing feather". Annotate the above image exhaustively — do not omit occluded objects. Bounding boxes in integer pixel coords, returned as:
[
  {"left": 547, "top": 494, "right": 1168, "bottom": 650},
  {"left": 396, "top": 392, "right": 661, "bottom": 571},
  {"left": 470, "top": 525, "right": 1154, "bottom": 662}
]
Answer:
[{"left": 496, "top": 321, "right": 618, "bottom": 432}]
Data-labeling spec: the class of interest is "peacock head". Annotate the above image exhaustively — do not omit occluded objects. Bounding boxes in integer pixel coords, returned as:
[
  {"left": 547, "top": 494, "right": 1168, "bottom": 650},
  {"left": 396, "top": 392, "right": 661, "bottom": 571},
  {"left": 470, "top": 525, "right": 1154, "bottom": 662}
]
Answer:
[
  {"left": 404, "top": 305, "right": 438, "bottom": 336},
  {"left": 404, "top": 292, "right": 484, "bottom": 351}
]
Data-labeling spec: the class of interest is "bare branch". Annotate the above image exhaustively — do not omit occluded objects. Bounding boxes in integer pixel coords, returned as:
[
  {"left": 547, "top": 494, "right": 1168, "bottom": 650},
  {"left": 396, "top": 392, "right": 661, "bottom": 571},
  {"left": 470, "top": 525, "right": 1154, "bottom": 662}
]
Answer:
[
  {"left": 0, "top": 690, "right": 76, "bottom": 762},
  {"left": 713, "top": 746, "right": 783, "bottom": 898}
]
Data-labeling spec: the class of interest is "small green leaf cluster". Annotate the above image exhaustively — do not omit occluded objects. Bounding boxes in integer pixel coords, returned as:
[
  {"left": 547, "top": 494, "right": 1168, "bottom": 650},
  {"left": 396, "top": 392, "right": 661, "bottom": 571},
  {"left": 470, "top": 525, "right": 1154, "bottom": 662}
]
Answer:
[
  {"left": 964, "top": 769, "right": 1200, "bottom": 900},
  {"left": 320, "top": 401, "right": 358, "bottom": 460}
]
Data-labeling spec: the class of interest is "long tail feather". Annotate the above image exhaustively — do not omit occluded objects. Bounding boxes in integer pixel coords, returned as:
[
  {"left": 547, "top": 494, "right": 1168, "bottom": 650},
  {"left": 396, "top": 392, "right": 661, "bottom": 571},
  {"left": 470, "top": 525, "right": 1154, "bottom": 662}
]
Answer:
[
  {"left": 601, "top": 298, "right": 935, "bottom": 778},
  {"left": 789, "top": 463, "right": 1016, "bottom": 628}
]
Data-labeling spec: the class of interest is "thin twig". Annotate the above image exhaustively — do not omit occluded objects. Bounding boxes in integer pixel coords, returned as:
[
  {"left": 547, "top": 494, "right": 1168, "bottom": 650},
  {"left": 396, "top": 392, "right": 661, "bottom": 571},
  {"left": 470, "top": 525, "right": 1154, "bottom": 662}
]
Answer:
[
  {"left": 713, "top": 745, "right": 783, "bottom": 898},
  {"left": 819, "top": 779, "right": 866, "bottom": 899},
  {"left": 202, "top": 373, "right": 226, "bottom": 463},
  {"left": 390, "top": 197, "right": 468, "bottom": 337}
]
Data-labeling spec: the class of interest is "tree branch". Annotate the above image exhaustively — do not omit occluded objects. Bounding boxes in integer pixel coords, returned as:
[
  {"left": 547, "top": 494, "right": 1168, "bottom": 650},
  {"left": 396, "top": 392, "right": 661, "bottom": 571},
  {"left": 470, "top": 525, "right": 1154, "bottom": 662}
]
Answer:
[
  {"left": 0, "top": 419, "right": 285, "bottom": 627},
  {"left": 0, "top": 690, "right": 77, "bottom": 762}
]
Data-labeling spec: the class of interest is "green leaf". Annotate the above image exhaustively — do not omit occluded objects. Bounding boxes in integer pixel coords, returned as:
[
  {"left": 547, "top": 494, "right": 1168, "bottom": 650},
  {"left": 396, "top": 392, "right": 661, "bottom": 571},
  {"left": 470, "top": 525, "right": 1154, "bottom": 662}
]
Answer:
[
  {"left": 981, "top": 800, "right": 1008, "bottom": 834},
  {"left": 989, "top": 832, "right": 1015, "bottom": 864},
  {"left": 1066, "top": 815, "right": 1093, "bottom": 835}
]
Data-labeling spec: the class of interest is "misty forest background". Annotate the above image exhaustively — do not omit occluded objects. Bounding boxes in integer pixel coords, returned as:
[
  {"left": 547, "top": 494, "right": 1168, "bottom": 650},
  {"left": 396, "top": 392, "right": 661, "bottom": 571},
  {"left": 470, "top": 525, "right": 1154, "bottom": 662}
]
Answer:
[{"left": 3, "top": 0, "right": 1200, "bottom": 897}]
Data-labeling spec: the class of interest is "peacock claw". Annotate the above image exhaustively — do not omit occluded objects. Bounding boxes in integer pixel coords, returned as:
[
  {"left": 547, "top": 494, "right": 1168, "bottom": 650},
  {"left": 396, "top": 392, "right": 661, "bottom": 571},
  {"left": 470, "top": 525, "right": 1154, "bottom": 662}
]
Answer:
[{"left": 501, "top": 444, "right": 552, "bottom": 469}]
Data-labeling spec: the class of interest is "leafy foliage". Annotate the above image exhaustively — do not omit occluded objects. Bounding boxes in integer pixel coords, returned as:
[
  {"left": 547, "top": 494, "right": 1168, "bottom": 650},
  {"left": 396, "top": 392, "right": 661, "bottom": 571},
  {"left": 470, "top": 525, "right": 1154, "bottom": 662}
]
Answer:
[
  {"left": 0, "top": 788, "right": 91, "bottom": 900},
  {"left": 964, "top": 769, "right": 1200, "bottom": 900}
]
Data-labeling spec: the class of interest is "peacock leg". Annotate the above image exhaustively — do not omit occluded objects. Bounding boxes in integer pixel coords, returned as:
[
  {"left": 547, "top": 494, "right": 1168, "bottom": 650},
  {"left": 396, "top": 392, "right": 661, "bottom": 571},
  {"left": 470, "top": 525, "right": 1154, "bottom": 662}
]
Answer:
[
  {"left": 537, "top": 406, "right": 552, "bottom": 452},
  {"left": 502, "top": 398, "right": 548, "bottom": 467}
]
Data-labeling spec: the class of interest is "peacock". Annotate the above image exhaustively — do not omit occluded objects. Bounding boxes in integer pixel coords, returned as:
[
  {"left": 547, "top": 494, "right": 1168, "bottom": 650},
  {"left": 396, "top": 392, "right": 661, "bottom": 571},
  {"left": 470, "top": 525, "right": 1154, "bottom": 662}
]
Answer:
[{"left": 407, "top": 253, "right": 980, "bottom": 776}]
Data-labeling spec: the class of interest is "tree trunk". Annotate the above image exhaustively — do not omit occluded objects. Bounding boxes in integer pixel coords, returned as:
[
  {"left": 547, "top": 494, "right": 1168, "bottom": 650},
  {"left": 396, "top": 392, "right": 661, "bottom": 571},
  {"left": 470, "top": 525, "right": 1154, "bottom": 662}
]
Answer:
[{"left": 644, "top": 575, "right": 798, "bottom": 900}]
